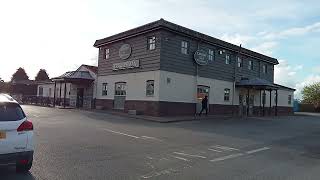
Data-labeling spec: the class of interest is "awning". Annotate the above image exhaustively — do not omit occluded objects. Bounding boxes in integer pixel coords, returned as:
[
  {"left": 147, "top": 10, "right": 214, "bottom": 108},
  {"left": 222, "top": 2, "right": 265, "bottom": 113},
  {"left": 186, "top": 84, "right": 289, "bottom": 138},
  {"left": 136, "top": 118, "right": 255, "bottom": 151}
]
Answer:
[{"left": 236, "top": 78, "right": 278, "bottom": 90}]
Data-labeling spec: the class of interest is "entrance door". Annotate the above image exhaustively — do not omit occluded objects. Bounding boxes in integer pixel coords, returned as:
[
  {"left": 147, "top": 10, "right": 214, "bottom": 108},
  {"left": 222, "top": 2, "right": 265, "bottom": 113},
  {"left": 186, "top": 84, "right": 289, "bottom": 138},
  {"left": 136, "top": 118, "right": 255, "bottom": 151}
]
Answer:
[
  {"left": 196, "top": 85, "right": 210, "bottom": 114},
  {"left": 114, "top": 82, "right": 126, "bottom": 110},
  {"left": 76, "top": 88, "right": 84, "bottom": 108}
]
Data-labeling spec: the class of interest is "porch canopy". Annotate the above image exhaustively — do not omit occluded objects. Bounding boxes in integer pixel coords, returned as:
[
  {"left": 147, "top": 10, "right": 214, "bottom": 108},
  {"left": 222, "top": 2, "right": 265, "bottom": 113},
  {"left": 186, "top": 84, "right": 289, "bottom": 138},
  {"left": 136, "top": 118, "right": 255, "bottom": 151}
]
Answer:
[
  {"left": 236, "top": 78, "right": 279, "bottom": 116},
  {"left": 51, "top": 71, "right": 95, "bottom": 108},
  {"left": 236, "top": 78, "right": 279, "bottom": 90}
]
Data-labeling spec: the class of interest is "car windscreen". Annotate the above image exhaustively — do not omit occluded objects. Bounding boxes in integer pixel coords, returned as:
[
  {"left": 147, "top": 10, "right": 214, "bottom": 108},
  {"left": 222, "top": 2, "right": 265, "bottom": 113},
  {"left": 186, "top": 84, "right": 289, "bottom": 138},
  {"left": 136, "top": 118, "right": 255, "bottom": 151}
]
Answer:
[{"left": 0, "top": 103, "right": 26, "bottom": 121}]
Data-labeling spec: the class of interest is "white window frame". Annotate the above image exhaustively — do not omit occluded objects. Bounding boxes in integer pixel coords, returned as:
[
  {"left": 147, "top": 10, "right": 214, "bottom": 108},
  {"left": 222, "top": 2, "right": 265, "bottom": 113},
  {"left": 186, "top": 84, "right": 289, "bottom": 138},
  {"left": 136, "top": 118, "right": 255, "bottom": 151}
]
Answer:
[
  {"left": 181, "top": 41, "right": 188, "bottom": 54},
  {"left": 146, "top": 80, "right": 155, "bottom": 96},
  {"left": 224, "top": 88, "right": 230, "bottom": 101},
  {"left": 288, "top": 95, "right": 292, "bottom": 105},
  {"left": 105, "top": 48, "right": 110, "bottom": 59},
  {"left": 148, "top": 36, "right": 156, "bottom": 50},
  {"left": 225, "top": 54, "right": 230, "bottom": 64},
  {"left": 248, "top": 60, "right": 253, "bottom": 70},
  {"left": 262, "top": 64, "right": 267, "bottom": 74},
  {"left": 237, "top": 57, "right": 242, "bottom": 68},
  {"left": 208, "top": 49, "right": 214, "bottom": 61},
  {"left": 102, "top": 83, "right": 108, "bottom": 96}
]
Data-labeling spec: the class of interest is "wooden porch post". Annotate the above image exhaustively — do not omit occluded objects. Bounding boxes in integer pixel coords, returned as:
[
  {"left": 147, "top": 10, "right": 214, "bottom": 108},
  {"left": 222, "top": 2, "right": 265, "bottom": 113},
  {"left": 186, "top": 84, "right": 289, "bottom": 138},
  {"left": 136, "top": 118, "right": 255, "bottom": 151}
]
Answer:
[
  {"left": 247, "top": 88, "right": 250, "bottom": 116},
  {"left": 59, "top": 82, "right": 62, "bottom": 105},
  {"left": 63, "top": 82, "right": 67, "bottom": 108},
  {"left": 263, "top": 89, "right": 266, "bottom": 116},
  {"left": 275, "top": 89, "right": 278, "bottom": 116},
  {"left": 53, "top": 81, "right": 56, "bottom": 107},
  {"left": 269, "top": 89, "right": 272, "bottom": 115},
  {"left": 259, "top": 90, "right": 262, "bottom": 116}
]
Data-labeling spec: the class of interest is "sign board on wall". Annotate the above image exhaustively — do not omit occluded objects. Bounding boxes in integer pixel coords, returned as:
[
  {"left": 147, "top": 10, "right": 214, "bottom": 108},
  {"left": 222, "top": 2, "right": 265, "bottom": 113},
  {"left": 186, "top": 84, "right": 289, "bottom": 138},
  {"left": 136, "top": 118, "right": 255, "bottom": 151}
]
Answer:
[
  {"left": 112, "top": 60, "right": 140, "bottom": 71},
  {"left": 119, "top": 44, "right": 132, "bottom": 60},
  {"left": 194, "top": 49, "right": 208, "bottom": 66}
]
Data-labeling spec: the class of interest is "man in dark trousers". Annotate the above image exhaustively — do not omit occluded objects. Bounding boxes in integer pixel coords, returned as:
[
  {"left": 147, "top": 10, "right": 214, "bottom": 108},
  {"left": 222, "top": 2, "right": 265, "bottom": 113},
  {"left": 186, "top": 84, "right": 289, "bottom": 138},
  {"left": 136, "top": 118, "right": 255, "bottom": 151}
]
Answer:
[{"left": 199, "top": 95, "right": 208, "bottom": 116}]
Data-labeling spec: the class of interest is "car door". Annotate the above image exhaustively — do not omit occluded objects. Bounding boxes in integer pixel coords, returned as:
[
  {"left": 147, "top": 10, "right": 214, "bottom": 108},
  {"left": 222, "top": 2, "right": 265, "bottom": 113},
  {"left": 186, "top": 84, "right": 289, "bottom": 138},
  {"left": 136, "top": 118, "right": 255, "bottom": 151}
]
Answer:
[{"left": 0, "top": 103, "right": 28, "bottom": 154}]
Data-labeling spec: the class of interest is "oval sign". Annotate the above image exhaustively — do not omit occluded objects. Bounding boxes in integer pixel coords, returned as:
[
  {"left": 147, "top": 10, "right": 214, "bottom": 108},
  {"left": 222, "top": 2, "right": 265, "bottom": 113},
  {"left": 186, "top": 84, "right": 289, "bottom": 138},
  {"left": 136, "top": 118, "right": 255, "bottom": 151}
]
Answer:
[
  {"left": 119, "top": 44, "right": 132, "bottom": 60},
  {"left": 194, "top": 49, "right": 208, "bottom": 66}
]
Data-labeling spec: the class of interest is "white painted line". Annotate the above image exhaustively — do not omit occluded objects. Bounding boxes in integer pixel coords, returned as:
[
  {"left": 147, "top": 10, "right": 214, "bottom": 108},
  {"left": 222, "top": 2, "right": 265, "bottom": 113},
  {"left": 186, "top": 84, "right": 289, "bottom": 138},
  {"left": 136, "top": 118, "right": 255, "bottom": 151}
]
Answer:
[
  {"left": 211, "top": 145, "right": 239, "bottom": 151},
  {"left": 246, "top": 147, "right": 270, "bottom": 154},
  {"left": 210, "top": 153, "right": 244, "bottom": 162},
  {"left": 141, "top": 136, "right": 163, "bottom": 142},
  {"left": 102, "top": 128, "right": 140, "bottom": 139},
  {"left": 171, "top": 156, "right": 190, "bottom": 162},
  {"left": 208, "top": 148, "right": 223, "bottom": 153},
  {"left": 173, "top": 152, "right": 207, "bottom": 159}
]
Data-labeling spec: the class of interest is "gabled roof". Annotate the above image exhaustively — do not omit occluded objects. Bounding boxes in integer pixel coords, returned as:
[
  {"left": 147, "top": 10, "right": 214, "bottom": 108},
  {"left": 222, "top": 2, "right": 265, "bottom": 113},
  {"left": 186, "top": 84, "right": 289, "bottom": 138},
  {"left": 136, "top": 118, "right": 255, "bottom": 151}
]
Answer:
[
  {"left": 94, "top": 18, "right": 278, "bottom": 65},
  {"left": 80, "top": 64, "right": 98, "bottom": 74},
  {"left": 53, "top": 71, "right": 94, "bottom": 80}
]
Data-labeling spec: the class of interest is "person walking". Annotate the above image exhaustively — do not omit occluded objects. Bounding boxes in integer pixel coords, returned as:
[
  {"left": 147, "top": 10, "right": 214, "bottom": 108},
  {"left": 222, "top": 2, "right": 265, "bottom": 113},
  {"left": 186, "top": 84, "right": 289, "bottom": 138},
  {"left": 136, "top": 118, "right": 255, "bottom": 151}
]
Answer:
[{"left": 199, "top": 95, "right": 208, "bottom": 116}]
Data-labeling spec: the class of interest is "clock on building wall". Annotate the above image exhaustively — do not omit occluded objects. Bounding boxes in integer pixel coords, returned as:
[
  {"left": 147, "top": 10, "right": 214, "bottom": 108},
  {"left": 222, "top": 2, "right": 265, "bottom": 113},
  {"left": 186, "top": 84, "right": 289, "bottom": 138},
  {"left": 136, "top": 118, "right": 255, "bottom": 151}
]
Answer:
[{"left": 119, "top": 44, "right": 132, "bottom": 60}]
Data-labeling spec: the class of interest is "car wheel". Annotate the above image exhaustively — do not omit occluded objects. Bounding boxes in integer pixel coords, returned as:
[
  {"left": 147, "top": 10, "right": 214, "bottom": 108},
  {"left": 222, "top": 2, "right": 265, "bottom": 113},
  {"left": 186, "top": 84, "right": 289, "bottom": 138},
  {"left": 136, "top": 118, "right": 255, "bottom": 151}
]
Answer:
[{"left": 16, "top": 162, "right": 32, "bottom": 173}]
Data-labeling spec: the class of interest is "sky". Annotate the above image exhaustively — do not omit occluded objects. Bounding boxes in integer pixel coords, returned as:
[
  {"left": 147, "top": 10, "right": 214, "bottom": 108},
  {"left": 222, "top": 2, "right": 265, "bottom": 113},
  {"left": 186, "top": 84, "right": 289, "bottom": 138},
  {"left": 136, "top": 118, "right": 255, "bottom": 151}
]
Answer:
[{"left": 0, "top": 0, "right": 319, "bottom": 99}]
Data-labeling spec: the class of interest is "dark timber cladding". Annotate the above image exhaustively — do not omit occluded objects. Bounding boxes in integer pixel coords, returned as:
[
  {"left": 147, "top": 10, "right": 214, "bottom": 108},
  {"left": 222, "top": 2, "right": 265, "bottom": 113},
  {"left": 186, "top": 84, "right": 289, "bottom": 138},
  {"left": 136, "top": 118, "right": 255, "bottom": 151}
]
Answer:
[{"left": 94, "top": 18, "right": 278, "bottom": 82}]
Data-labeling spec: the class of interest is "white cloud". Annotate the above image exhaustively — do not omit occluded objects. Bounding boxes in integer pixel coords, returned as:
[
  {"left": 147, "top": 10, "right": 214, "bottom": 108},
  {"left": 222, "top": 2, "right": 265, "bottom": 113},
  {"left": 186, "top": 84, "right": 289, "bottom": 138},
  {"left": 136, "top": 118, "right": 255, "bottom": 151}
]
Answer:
[
  {"left": 251, "top": 42, "right": 278, "bottom": 56},
  {"left": 274, "top": 60, "right": 303, "bottom": 87},
  {"left": 263, "top": 21, "right": 320, "bottom": 40}
]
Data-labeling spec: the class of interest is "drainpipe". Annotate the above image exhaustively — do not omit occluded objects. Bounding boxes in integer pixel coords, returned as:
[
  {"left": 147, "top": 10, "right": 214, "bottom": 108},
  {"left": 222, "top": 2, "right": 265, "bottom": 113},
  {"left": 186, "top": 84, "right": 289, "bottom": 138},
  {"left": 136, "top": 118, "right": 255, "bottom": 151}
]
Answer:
[{"left": 232, "top": 44, "right": 242, "bottom": 116}]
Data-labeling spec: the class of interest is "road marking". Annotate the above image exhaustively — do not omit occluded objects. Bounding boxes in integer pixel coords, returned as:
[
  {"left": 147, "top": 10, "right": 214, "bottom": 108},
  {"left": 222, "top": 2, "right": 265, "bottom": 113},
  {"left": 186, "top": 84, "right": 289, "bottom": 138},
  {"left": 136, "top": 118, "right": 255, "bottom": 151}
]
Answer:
[
  {"left": 210, "top": 153, "right": 244, "bottom": 162},
  {"left": 171, "top": 156, "right": 190, "bottom": 162},
  {"left": 173, "top": 152, "right": 207, "bottom": 159},
  {"left": 208, "top": 148, "right": 223, "bottom": 153},
  {"left": 146, "top": 156, "right": 153, "bottom": 160},
  {"left": 141, "top": 136, "right": 163, "bottom": 142},
  {"left": 246, "top": 147, "right": 270, "bottom": 154},
  {"left": 141, "top": 168, "right": 178, "bottom": 179},
  {"left": 102, "top": 128, "right": 140, "bottom": 139},
  {"left": 211, "top": 145, "right": 239, "bottom": 151}
]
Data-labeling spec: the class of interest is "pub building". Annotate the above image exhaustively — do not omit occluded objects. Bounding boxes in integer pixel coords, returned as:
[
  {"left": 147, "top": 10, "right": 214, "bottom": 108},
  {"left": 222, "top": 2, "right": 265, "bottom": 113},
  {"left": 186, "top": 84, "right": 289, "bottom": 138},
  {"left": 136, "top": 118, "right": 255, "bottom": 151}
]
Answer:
[{"left": 93, "top": 18, "right": 295, "bottom": 117}]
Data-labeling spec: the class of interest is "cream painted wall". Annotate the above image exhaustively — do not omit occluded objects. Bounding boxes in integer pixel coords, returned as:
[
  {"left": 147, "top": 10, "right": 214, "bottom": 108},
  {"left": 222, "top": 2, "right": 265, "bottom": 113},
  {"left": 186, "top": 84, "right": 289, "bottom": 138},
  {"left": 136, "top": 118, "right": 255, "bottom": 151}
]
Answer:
[
  {"left": 97, "top": 70, "right": 294, "bottom": 108},
  {"left": 96, "top": 71, "right": 160, "bottom": 101},
  {"left": 277, "top": 89, "right": 294, "bottom": 107},
  {"left": 159, "top": 71, "right": 236, "bottom": 105},
  {"left": 37, "top": 83, "right": 71, "bottom": 98}
]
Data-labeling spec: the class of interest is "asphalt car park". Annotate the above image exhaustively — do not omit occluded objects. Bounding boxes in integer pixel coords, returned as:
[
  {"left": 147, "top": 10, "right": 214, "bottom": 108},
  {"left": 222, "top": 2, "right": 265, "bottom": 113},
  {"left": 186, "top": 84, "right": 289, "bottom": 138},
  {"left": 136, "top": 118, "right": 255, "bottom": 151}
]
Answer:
[{"left": 1, "top": 105, "right": 320, "bottom": 180}]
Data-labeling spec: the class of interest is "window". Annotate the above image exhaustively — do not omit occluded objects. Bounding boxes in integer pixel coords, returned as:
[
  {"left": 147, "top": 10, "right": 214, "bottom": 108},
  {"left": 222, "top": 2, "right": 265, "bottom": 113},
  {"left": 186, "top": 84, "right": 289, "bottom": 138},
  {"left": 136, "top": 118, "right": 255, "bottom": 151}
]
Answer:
[
  {"left": 237, "top": 57, "right": 242, "bottom": 68},
  {"left": 224, "top": 88, "right": 230, "bottom": 101},
  {"left": 262, "top": 64, "right": 267, "bottom": 74},
  {"left": 288, "top": 95, "right": 292, "bottom": 105},
  {"left": 248, "top": 60, "right": 253, "bottom": 70},
  {"left": 38, "top": 87, "right": 43, "bottom": 96},
  {"left": 225, "top": 54, "right": 230, "bottom": 64},
  {"left": 0, "top": 103, "right": 26, "bottom": 122},
  {"left": 102, "top": 83, "right": 108, "bottom": 96},
  {"left": 148, "top": 36, "right": 156, "bottom": 50},
  {"left": 49, "top": 88, "right": 52, "bottom": 97},
  {"left": 208, "top": 49, "right": 214, "bottom": 62},
  {"left": 146, "top": 80, "right": 154, "bottom": 96},
  {"left": 181, "top": 41, "right": 188, "bottom": 54},
  {"left": 105, "top": 48, "right": 110, "bottom": 59},
  {"left": 115, "top": 82, "right": 126, "bottom": 96}
]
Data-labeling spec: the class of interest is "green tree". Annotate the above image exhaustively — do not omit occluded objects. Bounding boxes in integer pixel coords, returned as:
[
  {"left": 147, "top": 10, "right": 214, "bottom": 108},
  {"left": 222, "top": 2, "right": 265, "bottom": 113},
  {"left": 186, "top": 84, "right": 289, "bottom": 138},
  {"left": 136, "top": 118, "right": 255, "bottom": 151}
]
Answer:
[
  {"left": 35, "top": 69, "right": 49, "bottom": 81},
  {"left": 11, "top": 67, "right": 29, "bottom": 82},
  {"left": 302, "top": 82, "right": 320, "bottom": 108}
]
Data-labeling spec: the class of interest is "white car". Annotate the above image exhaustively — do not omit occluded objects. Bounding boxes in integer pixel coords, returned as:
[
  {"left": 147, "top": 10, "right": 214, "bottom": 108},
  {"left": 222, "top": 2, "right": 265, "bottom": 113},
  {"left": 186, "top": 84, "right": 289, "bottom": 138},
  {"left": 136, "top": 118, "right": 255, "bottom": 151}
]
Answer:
[{"left": 0, "top": 94, "right": 34, "bottom": 172}]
